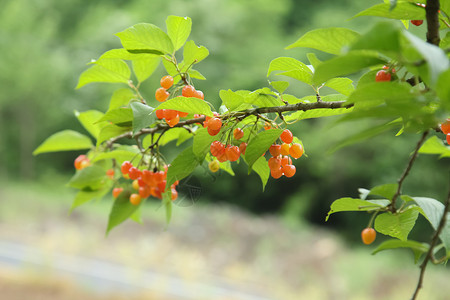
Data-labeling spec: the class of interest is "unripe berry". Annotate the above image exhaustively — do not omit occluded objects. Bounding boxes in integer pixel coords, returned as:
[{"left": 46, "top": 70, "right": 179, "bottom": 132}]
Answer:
[
  {"left": 129, "top": 193, "right": 142, "bottom": 206},
  {"left": 280, "top": 143, "right": 290, "bottom": 156},
  {"left": 209, "top": 160, "right": 220, "bottom": 172},
  {"left": 74, "top": 155, "right": 88, "bottom": 170}
]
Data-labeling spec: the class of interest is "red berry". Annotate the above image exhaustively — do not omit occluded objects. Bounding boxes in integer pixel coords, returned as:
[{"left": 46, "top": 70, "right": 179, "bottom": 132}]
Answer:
[
  {"left": 182, "top": 85, "right": 196, "bottom": 97},
  {"left": 121, "top": 161, "right": 132, "bottom": 175},
  {"left": 194, "top": 90, "right": 204, "bottom": 100},
  {"left": 112, "top": 187, "right": 123, "bottom": 198},
  {"left": 233, "top": 128, "right": 244, "bottom": 140},
  {"left": 361, "top": 228, "right": 376, "bottom": 245},
  {"left": 411, "top": 20, "right": 423, "bottom": 26},
  {"left": 264, "top": 122, "right": 271, "bottom": 130},
  {"left": 226, "top": 145, "right": 240, "bottom": 162},
  {"left": 129, "top": 193, "right": 142, "bottom": 206},
  {"left": 441, "top": 120, "right": 450, "bottom": 134},
  {"left": 74, "top": 155, "right": 88, "bottom": 170},
  {"left": 207, "top": 127, "right": 220, "bottom": 136},
  {"left": 139, "top": 186, "right": 151, "bottom": 199},
  {"left": 155, "top": 109, "right": 165, "bottom": 119},
  {"left": 207, "top": 117, "right": 222, "bottom": 131},
  {"left": 239, "top": 142, "right": 247, "bottom": 155},
  {"left": 128, "top": 167, "right": 142, "bottom": 180},
  {"left": 282, "top": 165, "right": 296, "bottom": 178},
  {"left": 280, "top": 129, "right": 293, "bottom": 144},
  {"left": 289, "top": 143, "right": 304, "bottom": 159},
  {"left": 268, "top": 157, "right": 281, "bottom": 170},
  {"left": 155, "top": 87, "right": 169, "bottom": 102},
  {"left": 270, "top": 167, "right": 283, "bottom": 179},
  {"left": 210, "top": 141, "right": 225, "bottom": 157},
  {"left": 280, "top": 156, "right": 292, "bottom": 167},
  {"left": 164, "top": 109, "right": 178, "bottom": 120},
  {"left": 178, "top": 111, "right": 189, "bottom": 118},
  {"left": 160, "top": 75, "right": 174, "bottom": 89},
  {"left": 375, "top": 70, "right": 391, "bottom": 82},
  {"left": 166, "top": 115, "right": 180, "bottom": 127},
  {"left": 171, "top": 188, "right": 178, "bottom": 200},
  {"left": 217, "top": 152, "right": 228, "bottom": 162},
  {"left": 269, "top": 144, "right": 281, "bottom": 157}
]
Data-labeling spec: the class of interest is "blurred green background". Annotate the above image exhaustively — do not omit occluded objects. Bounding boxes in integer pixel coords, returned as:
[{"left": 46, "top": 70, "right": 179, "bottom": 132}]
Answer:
[{"left": 0, "top": 0, "right": 449, "bottom": 299}]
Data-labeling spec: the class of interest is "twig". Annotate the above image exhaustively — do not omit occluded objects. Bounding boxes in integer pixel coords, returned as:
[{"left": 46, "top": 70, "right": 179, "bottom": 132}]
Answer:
[
  {"left": 389, "top": 131, "right": 429, "bottom": 212},
  {"left": 411, "top": 185, "right": 450, "bottom": 300}
]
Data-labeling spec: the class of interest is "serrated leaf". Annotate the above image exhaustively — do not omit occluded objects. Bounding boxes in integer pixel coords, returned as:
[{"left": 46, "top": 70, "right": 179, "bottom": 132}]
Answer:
[
  {"left": 130, "top": 102, "right": 155, "bottom": 135},
  {"left": 193, "top": 128, "right": 216, "bottom": 160},
  {"left": 326, "top": 197, "right": 385, "bottom": 221},
  {"left": 219, "top": 89, "right": 249, "bottom": 111},
  {"left": 166, "top": 146, "right": 200, "bottom": 188},
  {"left": 286, "top": 28, "right": 360, "bottom": 55},
  {"left": 98, "top": 108, "right": 133, "bottom": 127},
  {"left": 183, "top": 40, "right": 209, "bottom": 66},
  {"left": 245, "top": 88, "right": 284, "bottom": 107},
  {"left": 313, "top": 51, "right": 385, "bottom": 85},
  {"left": 132, "top": 55, "right": 160, "bottom": 83},
  {"left": 75, "top": 110, "right": 106, "bottom": 139},
  {"left": 324, "top": 78, "right": 354, "bottom": 96},
  {"left": 374, "top": 209, "right": 419, "bottom": 241},
  {"left": 166, "top": 16, "right": 192, "bottom": 51},
  {"left": 369, "top": 183, "right": 398, "bottom": 200},
  {"left": 155, "top": 97, "right": 213, "bottom": 116},
  {"left": 350, "top": 22, "right": 402, "bottom": 55},
  {"left": 188, "top": 68, "right": 206, "bottom": 80},
  {"left": 353, "top": 2, "right": 425, "bottom": 20},
  {"left": 68, "top": 165, "right": 107, "bottom": 190},
  {"left": 245, "top": 129, "right": 283, "bottom": 169},
  {"left": 267, "top": 57, "right": 312, "bottom": 85},
  {"left": 97, "top": 124, "right": 131, "bottom": 146},
  {"left": 249, "top": 156, "right": 270, "bottom": 191},
  {"left": 116, "top": 23, "right": 174, "bottom": 55},
  {"left": 270, "top": 81, "right": 289, "bottom": 94},
  {"left": 33, "top": 130, "right": 93, "bottom": 155},
  {"left": 419, "top": 136, "right": 450, "bottom": 158},
  {"left": 70, "top": 181, "right": 113, "bottom": 212},
  {"left": 76, "top": 58, "right": 131, "bottom": 89},
  {"left": 109, "top": 88, "right": 135, "bottom": 110},
  {"left": 106, "top": 190, "right": 142, "bottom": 234},
  {"left": 285, "top": 107, "right": 352, "bottom": 122},
  {"left": 372, "top": 239, "right": 429, "bottom": 263}
]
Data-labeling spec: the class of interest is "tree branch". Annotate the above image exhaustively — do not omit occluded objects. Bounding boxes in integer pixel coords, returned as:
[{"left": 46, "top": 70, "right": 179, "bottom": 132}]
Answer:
[
  {"left": 411, "top": 184, "right": 450, "bottom": 300},
  {"left": 389, "top": 131, "right": 429, "bottom": 212},
  {"left": 426, "top": 0, "right": 441, "bottom": 46}
]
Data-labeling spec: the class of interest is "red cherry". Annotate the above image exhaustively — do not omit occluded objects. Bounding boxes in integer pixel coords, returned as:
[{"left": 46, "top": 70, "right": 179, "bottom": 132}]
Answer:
[
  {"left": 269, "top": 144, "right": 281, "bottom": 157},
  {"left": 282, "top": 165, "right": 296, "bottom": 178},
  {"left": 128, "top": 167, "right": 142, "bottom": 180},
  {"left": 411, "top": 20, "right": 423, "bottom": 26},
  {"left": 239, "top": 142, "right": 247, "bottom": 155},
  {"left": 440, "top": 120, "right": 450, "bottom": 134},
  {"left": 112, "top": 187, "right": 123, "bottom": 198},
  {"left": 210, "top": 141, "right": 226, "bottom": 157},
  {"left": 375, "top": 70, "right": 391, "bottom": 82},
  {"left": 289, "top": 143, "right": 304, "bottom": 159},
  {"left": 194, "top": 90, "right": 204, "bottom": 100},
  {"left": 155, "top": 109, "right": 165, "bottom": 119},
  {"left": 446, "top": 133, "right": 450, "bottom": 145},
  {"left": 182, "top": 85, "right": 196, "bottom": 97},
  {"left": 225, "top": 145, "right": 240, "bottom": 162},
  {"left": 207, "top": 127, "right": 220, "bottom": 136},
  {"left": 155, "top": 87, "right": 169, "bottom": 102},
  {"left": 233, "top": 128, "right": 244, "bottom": 140},
  {"left": 121, "top": 161, "right": 132, "bottom": 175},
  {"left": 207, "top": 117, "right": 222, "bottom": 131},
  {"left": 160, "top": 75, "right": 174, "bottom": 89},
  {"left": 280, "top": 129, "right": 293, "bottom": 144}
]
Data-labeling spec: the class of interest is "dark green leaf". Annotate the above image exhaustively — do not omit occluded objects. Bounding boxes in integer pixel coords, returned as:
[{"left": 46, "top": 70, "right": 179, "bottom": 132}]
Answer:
[
  {"left": 106, "top": 190, "right": 142, "bottom": 234},
  {"left": 33, "top": 130, "right": 93, "bottom": 155},
  {"left": 166, "top": 146, "right": 200, "bottom": 188},
  {"left": 130, "top": 102, "right": 155, "bottom": 135}
]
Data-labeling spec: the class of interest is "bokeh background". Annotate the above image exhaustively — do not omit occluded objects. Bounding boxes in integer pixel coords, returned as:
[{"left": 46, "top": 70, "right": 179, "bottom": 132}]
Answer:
[{"left": 0, "top": 0, "right": 449, "bottom": 299}]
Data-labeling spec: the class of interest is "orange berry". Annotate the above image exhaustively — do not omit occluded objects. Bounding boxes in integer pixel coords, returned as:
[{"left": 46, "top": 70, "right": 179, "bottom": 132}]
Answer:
[
  {"left": 280, "top": 143, "right": 290, "bottom": 156},
  {"left": 280, "top": 156, "right": 292, "bottom": 167},
  {"left": 282, "top": 165, "right": 296, "bottom": 177},
  {"left": 209, "top": 160, "right": 220, "bottom": 172},
  {"left": 280, "top": 129, "right": 293, "bottom": 144},
  {"left": 155, "top": 87, "right": 169, "bottom": 102},
  {"left": 210, "top": 141, "right": 225, "bottom": 157},
  {"left": 289, "top": 143, "right": 304, "bottom": 159},
  {"left": 226, "top": 145, "right": 240, "bottom": 162},
  {"left": 375, "top": 70, "right": 391, "bottom": 82},
  {"left": 264, "top": 122, "right": 271, "bottom": 130},
  {"left": 106, "top": 169, "right": 115, "bottom": 179},
  {"left": 361, "top": 228, "right": 376, "bottom": 245},
  {"left": 207, "top": 127, "right": 220, "bottom": 136},
  {"left": 121, "top": 161, "right": 132, "bottom": 175},
  {"left": 441, "top": 119, "right": 450, "bottom": 134},
  {"left": 112, "top": 187, "right": 123, "bottom": 198},
  {"left": 164, "top": 109, "right": 178, "bottom": 120},
  {"left": 166, "top": 115, "right": 180, "bottom": 127},
  {"left": 270, "top": 167, "right": 283, "bottom": 179},
  {"left": 194, "top": 90, "right": 204, "bottom": 100},
  {"left": 182, "top": 85, "right": 196, "bottom": 97},
  {"left": 74, "top": 155, "right": 88, "bottom": 170},
  {"left": 269, "top": 144, "right": 281, "bottom": 157},
  {"left": 139, "top": 186, "right": 151, "bottom": 199},
  {"left": 217, "top": 152, "right": 228, "bottom": 162},
  {"left": 129, "top": 193, "right": 142, "bottom": 206},
  {"left": 268, "top": 157, "right": 281, "bottom": 170},
  {"left": 79, "top": 160, "right": 90, "bottom": 169},
  {"left": 128, "top": 167, "right": 141, "bottom": 180},
  {"left": 160, "top": 75, "right": 174, "bottom": 89},
  {"left": 239, "top": 142, "right": 247, "bottom": 155},
  {"left": 207, "top": 117, "right": 222, "bottom": 131},
  {"left": 155, "top": 109, "right": 165, "bottom": 119},
  {"left": 178, "top": 111, "right": 189, "bottom": 118},
  {"left": 233, "top": 128, "right": 244, "bottom": 140},
  {"left": 171, "top": 188, "right": 178, "bottom": 200}
]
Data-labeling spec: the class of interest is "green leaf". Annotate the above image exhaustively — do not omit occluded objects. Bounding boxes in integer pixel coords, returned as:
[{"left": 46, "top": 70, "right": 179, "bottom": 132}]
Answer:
[
  {"left": 98, "top": 108, "right": 133, "bottom": 127},
  {"left": 369, "top": 183, "right": 398, "bottom": 200},
  {"left": 76, "top": 58, "right": 131, "bottom": 89},
  {"left": 130, "top": 207, "right": 143, "bottom": 224},
  {"left": 166, "top": 146, "right": 200, "bottom": 189},
  {"left": 286, "top": 28, "right": 361, "bottom": 55},
  {"left": 193, "top": 128, "right": 216, "bottom": 160},
  {"left": 75, "top": 110, "right": 106, "bottom": 139},
  {"left": 372, "top": 239, "right": 429, "bottom": 263},
  {"left": 219, "top": 89, "right": 250, "bottom": 111},
  {"left": 130, "top": 102, "right": 155, "bottom": 135},
  {"left": 33, "top": 130, "right": 93, "bottom": 155},
  {"left": 412, "top": 197, "right": 450, "bottom": 250},
  {"left": 109, "top": 88, "right": 135, "bottom": 110},
  {"left": 267, "top": 57, "right": 313, "bottom": 85},
  {"left": 245, "top": 129, "right": 283, "bottom": 169},
  {"left": 97, "top": 124, "right": 131, "bottom": 146},
  {"left": 353, "top": 2, "right": 425, "bottom": 20},
  {"left": 155, "top": 97, "right": 213, "bottom": 116},
  {"left": 326, "top": 197, "right": 385, "bottom": 221},
  {"left": 183, "top": 40, "right": 209, "bottom": 66},
  {"left": 245, "top": 88, "right": 284, "bottom": 107},
  {"left": 132, "top": 55, "right": 160, "bottom": 83},
  {"left": 249, "top": 156, "right": 270, "bottom": 191},
  {"left": 403, "top": 30, "right": 450, "bottom": 86},
  {"left": 324, "top": 78, "right": 354, "bottom": 96},
  {"left": 68, "top": 165, "right": 107, "bottom": 190},
  {"left": 270, "top": 81, "right": 289, "bottom": 94},
  {"left": 116, "top": 23, "right": 174, "bottom": 55},
  {"left": 188, "top": 68, "right": 206, "bottom": 80},
  {"left": 70, "top": 181, "right": 113, "bottom": 212},
  {"left": 374, "top": 209, "right": 419, "bottom": 241},
  {"left": 313, "top": 51, "right": 386, "bottom": 85},
  {"left": 437, "top": 69, "right": 450, "bottom": 111},
  {"left": 106, "top": 190, "right": 142, "bottom": 234},
  {"left": 307, "top": 53, "right": 322, "bottom": 69},
  {"left": 166, "top": 15, "right": 192, "bottom": 51},
  {"left": 350, "top": 22, "right": 402, "bottom": 55},
  {"left": 418, "top": 136, "right": 450, "bottom": 158},
  {"left": 164, "top": 195, "right": 173, "bottom": 225},
  {"left": 285, "top": 107, "right": 353, "bottom": 122}
]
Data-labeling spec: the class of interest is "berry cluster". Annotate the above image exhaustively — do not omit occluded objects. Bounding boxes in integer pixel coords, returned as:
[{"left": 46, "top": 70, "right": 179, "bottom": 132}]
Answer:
[
  {"left": 440, "top": 119, "right": 450, "bottom": 144},
  {"left": 116, "top": 161, "right": 179, "bottom": 205},
  {"left": 74, "top": 154, "right": 90, "bottom": 170},
  {"left": 267, "top": 129, "right": 303, "bottom": 179},
  {"left": 210, "top": 140, "right": 246, "bottom": 162}
]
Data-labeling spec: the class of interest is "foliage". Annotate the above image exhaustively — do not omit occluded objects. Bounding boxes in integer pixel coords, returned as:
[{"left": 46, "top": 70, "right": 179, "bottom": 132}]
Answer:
[{"left": 33, "top": 0, "right": 449, "bottom": 298}]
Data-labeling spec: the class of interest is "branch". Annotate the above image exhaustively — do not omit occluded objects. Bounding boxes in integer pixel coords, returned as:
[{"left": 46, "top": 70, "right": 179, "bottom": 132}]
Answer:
[
  {"left": 426, "top": 0, "right": 441, "bottom": 46},
  {"left": 411, "top": 184, "right": 450, "bottom": 300},
  {"left": 389, "top": 131, "right": 429, "bottom": 212}
]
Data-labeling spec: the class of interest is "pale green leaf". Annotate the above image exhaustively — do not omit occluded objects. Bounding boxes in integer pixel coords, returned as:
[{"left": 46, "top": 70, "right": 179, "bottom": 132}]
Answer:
[
  {"left": 326, "top": 197, "right": 385, "bottom": 221},
  {"left": 116, "top": 23, "right": 174, "bottom": 55},
  {"left": 75, "top": 110, "right": 106, "bottom": 139},
  {"left": 155, "top": 97, "right": 213, "bottom": 116},
  {"left": 33, "top": 130, "right": 93, "bottom": 155},
  {"left": 374, "top": 209, "right": 419, "bottom": 241},
  {"left": 76, "top": 58, "right": 131, "bottom": 89},
  {"left": 166, "top": 15, "right": 192, "bottom": 51}
]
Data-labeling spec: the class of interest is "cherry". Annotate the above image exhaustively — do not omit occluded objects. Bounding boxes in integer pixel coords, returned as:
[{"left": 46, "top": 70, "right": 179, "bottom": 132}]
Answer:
[
  {"left": 283, "top": 165, "right": 296, "bottom": 178},
  {"left": 182, "top": 85, "right": 196, "bottom": 97},
  {"left": 128, "top": 167, "right": 142, "bottom": 180},
  {"left": 195, "top": 90, "right": 204, "bottom": 100},
  {"left": 160, "top": 75, "right": 174, "bottom": 89},
  {"left": 178, "top": 111, "right": 189, "bottom": 118},
  {"left": 207, "top": 127, "right": 220, "bottom": 136},
  {"left": 139, "top": 186, "right": 151, "bottom": 198},
  {"left": 280, "top": 129, "right": 293, "bottom": 144},
  {"left": 132, "top": 180, "right": 140, "bottom": 190},
  {"left": 280, "top": 143, "right": 290, "bottom": 156},
  {"left": 79, "top": 160, "right": 90, "bottom": 169},
  {"left": 74, "top": 155, "right": 88, "bottom": 170},
  {"left": 239, "top": 142, "right": 247, "bottom": 155},
  {"left": 375, "top": 70, "right": 391, "bottom": 82},
  {"left": 361, "top": 228, "right": 376, "bottom": 245},
  {"left": 155, "top": 87, "right": 169, "bottom": 102},
  {"left": 166, "top": 115, "right": 180, "bottom": 127},
  {"left": 280, "top": 156, "right": 292, "bottom": 167},
  {"left": 171, "top": 188, "right": 178, "bottom": 200},
  {"left": 233, "top": 128, "right": 244, "bottom": 140},
  {"left": 270, "top": 167, "right": 283, "bottom": 179},
  {"left": 411, "top": 20, "right": 423, "bottom": 26},
  {"left": 269, "top": 144, "right": 281, "bottom": 157},
  {"left": 112, "top": 187, "right": 123, "bottom": 198},
  {"left": 264, "top": 122, "right": 272, "bottom": 130},
  {"left": 289, "top": 143, "right": 304, "bottom": 159},
  {"left": 155, "top": 109, "right": 165, "bottom": 119},
  {"left": 129, "top": 193, "right": 142, "bottom": 206},
  {"left": 226, "top": 145, "right": 240, "bottom": 162},
  {"left": 217, "top": 152, "right": 228, "bottom": 162},
  {"left": 164, "top": 109, "right": 178, "bottom": 120},
  {"left": 209, "top": 160, "right": 220, "bottom": 172},
  {"left": 268, "top": 157, "right": 281, "bottom": 170},
  {"left": 121, "top": 161, "right": 132, "bottom": 174},
  {"left": 207, "top": 117, "right": 222, "bottom": 131},
  {"left": 210, "top": 141, "right": 225, "bottom": 157},
  {"left": 440, "top": 120, "right": 450, "bottom": 134}
]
